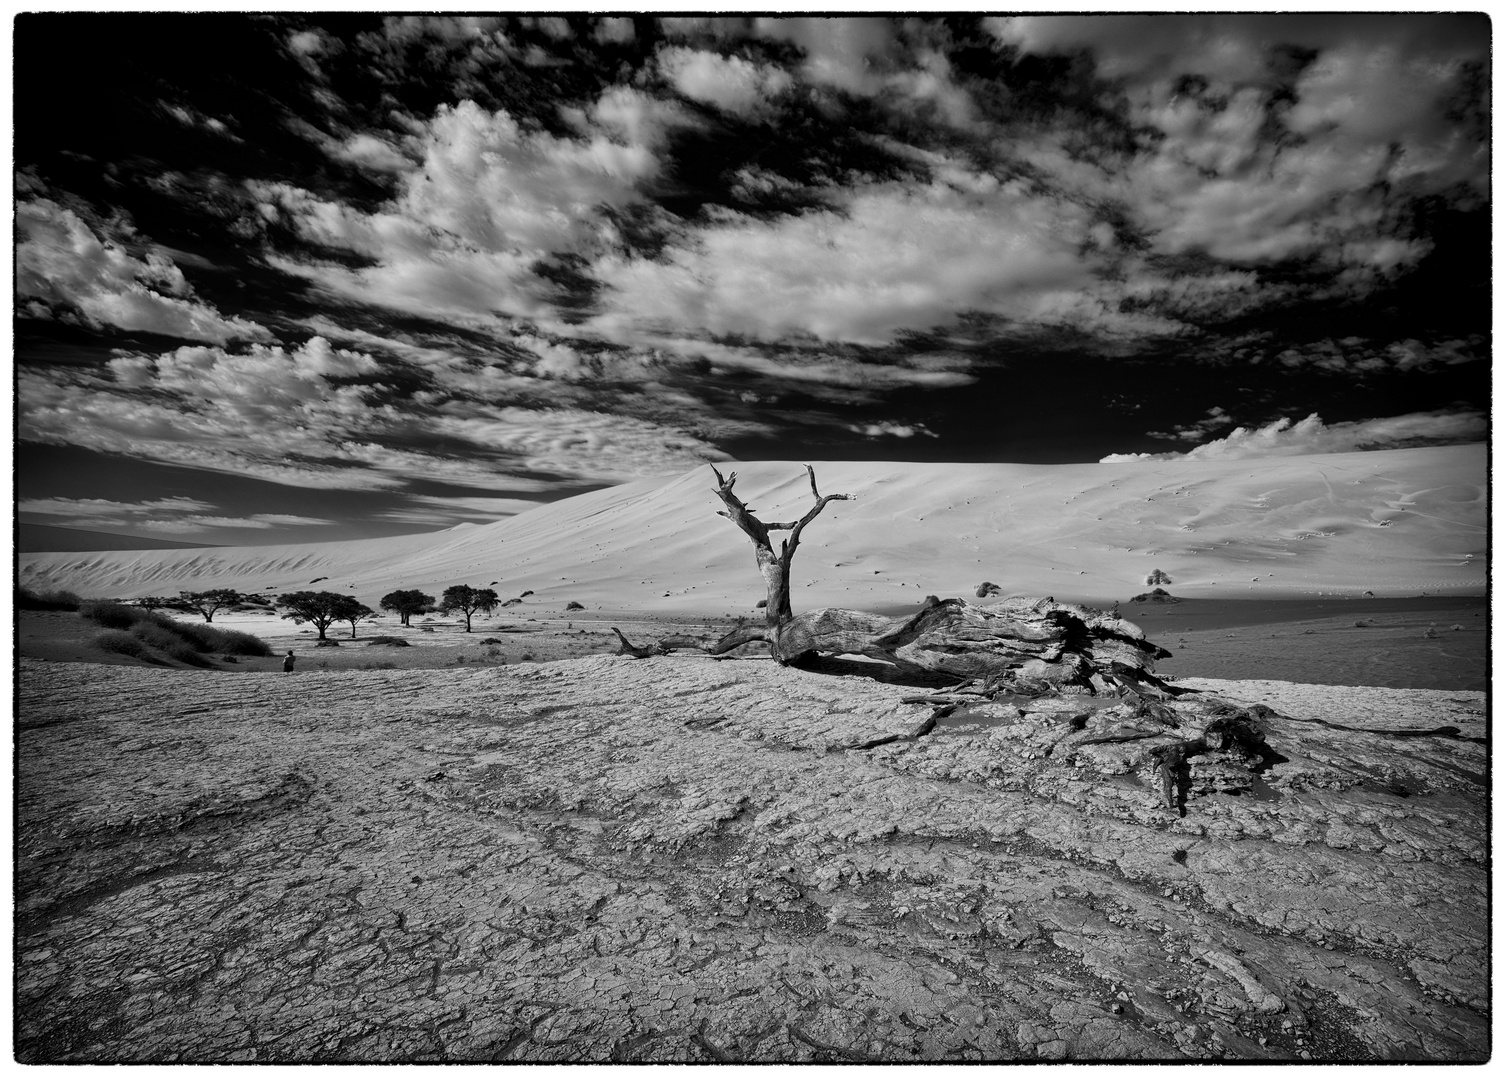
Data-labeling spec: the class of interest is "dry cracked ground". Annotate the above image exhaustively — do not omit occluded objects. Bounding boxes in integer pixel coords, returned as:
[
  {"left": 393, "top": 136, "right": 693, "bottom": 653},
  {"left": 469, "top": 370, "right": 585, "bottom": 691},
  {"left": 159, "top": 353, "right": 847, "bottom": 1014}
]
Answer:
[{"left": 15, "top": 654, "right": 1488, "bottom": 1063}]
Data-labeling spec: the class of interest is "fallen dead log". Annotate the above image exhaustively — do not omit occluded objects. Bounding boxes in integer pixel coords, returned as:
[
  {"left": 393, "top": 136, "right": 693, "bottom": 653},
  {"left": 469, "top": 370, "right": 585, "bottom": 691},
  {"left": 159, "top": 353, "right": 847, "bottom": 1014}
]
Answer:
[
  {"left": 713, "top": 594, "right": 1173, "bottom": 696},
  {"left": 610, "top": 627, "right": 667, "bottom": 659}
]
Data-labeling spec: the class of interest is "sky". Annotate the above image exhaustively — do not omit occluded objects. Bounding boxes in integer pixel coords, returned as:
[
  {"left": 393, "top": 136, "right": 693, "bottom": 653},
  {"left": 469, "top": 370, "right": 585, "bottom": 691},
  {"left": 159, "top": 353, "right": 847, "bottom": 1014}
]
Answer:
[{"left": 12, "top": 11, "right": 1491, "bottom": 545}]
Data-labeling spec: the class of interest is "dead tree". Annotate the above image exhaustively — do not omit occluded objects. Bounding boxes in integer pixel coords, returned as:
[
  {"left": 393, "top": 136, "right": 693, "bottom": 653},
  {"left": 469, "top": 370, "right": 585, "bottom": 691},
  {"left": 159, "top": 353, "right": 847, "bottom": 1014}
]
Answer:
[
  {"left": 708, "top": 463, "right": 851, "bottom": 661},
  {"left": 706, "top": 465, "right": 1172, "bottom": 694}
]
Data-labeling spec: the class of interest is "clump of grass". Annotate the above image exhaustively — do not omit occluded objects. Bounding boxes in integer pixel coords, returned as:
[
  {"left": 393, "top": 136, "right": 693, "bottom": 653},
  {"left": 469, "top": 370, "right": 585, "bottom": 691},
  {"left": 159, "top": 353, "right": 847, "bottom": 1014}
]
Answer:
[
  {"left": 521, "top": 652, "right": 536, "bottom": 661},
  {"left": 314, "top": 639, "right": 341, "bottom": 647},
  {"left": 95, "top": 630, "right": 152, "bottom": 659},
  {"left": 454, "top": 654, "right": 467, "bottom": 664},
  {"left": 19, "top": 586, "right": 81, "bottom": 611},
  {"left": 486, "top": 646, "right": 502, "bottom": 658},
  {"left": 479, "top": 637, "right": 502, "bottom": 645},
  {"left": 367, "top": 636, "right": 410, "bottom": 647}
]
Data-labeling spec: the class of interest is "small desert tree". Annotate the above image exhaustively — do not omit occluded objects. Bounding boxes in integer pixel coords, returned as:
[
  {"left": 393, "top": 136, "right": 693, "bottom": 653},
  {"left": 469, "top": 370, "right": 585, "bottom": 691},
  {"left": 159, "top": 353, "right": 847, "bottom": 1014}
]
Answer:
[
  {"left": 439, "top": 584, "right": 499, "bottom": 632},
  {"left": 380, "top": 589, "right": 435, "bottom": 627},
  {"left": 178, "top": 588, "right": 243, "bottom": 622},
  {"left": 277, "top": 590, "right": 360, "bottom": 640},
  {"left": 132, "top": 596, "right": 178, "bottom": 613},
  {"left": 333, "top": 596, "right": 379, "bottom": 639}
]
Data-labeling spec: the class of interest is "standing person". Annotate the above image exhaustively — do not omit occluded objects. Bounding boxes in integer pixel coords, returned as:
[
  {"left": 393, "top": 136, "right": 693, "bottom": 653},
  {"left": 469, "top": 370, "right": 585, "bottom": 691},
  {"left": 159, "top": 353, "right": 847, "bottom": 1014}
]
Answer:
[{"left": 283, "top": 650, "right": 296, "bottom": 673}]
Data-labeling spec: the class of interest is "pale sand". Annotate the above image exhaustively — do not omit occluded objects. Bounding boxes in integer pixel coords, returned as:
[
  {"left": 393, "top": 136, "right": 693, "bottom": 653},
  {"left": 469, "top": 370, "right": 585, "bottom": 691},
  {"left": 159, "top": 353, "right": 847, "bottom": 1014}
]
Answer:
[{"left": 17, "top": 445, "right": 1486, "bottom": 617}]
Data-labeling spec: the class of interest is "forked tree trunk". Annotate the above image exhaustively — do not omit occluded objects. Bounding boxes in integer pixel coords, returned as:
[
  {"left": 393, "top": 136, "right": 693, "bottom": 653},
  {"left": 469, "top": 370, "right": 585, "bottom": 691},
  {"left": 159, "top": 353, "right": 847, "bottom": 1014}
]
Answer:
[{"left": 708, "top": 464, "right": 850, "bottom": 661}]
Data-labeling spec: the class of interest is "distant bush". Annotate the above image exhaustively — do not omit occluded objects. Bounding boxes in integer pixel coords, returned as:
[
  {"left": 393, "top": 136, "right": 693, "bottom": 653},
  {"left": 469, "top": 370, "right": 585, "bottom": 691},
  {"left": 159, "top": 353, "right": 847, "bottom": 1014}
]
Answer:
[
  {"left": 211, "top": 629, "right": 271, "bottom": 657},
  {"left": 479, "top": 637, "right": 502, "bottom": 645},
  {"left": 95, "top": 630, "right": 151, "bottom": 659},
  {"left": 565, "top": 601, "right": 585, "bottom": 611},
  {"left": 81, "top": 600, "right": 145, "bottom": 629},
  {"left": 21, "top": 587, "right": 82, "bottom": 611},
  {"left": 314, "top": 639, "right": 341, "bottom": 647},
  {"left": 367, "top": 636, "right": 411, "bottom": 647},
  {"left": 85, "top": 606, "right": 270, "bottom": 658},
  {"left": 131, "top": 623, "right": 186, "bottom": 652},
  {"left": 1146, "top": 569, "right": 1172, "bottom": 586},
  {"left": 975, "top": 581, "right": 1001, "bottom": 599},
  {"left": 165, "top": 641, "right": 213, "bottom": 667}
]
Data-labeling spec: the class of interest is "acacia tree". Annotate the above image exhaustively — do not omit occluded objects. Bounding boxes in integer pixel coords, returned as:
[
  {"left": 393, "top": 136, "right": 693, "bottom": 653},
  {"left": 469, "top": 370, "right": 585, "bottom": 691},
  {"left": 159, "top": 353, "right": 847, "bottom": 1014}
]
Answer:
[
  {"left": 379, "top": 589, "right": 435, "bottom": 627},
  {"left": 178, "top": 588, "right": 243, "bottom": 622},
  {"left": 277, "top": 590, "right": 358, "bottom": 640},
  {"left": 333, "top": 597, "right": 379, "bottom": 639},
  {"left": 439, "top": 584, "right": 499, "bottom": 632}
]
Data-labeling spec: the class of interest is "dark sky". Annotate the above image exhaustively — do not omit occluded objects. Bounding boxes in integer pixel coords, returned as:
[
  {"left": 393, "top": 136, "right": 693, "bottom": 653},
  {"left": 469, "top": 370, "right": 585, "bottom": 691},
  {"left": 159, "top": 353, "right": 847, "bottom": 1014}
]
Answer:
[{"left": 13, "top": 13, "right": 1490, "bottom": 544}]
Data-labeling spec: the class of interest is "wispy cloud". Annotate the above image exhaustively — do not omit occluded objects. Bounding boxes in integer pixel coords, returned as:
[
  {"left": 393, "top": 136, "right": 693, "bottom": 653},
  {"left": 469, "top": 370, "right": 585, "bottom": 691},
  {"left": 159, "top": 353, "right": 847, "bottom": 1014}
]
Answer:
[{"left": 18, "top": 496, "right": 334, "bottom": 535}]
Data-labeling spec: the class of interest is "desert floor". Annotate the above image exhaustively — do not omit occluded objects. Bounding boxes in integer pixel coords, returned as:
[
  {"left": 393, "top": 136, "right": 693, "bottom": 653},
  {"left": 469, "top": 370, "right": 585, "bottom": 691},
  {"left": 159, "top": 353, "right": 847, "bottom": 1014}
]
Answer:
[
  {"left": 14, "top": 597, "right": 1489, "bottom": 1062},
  {"left": 18, "top": 592, "right": 1488, "bottom": 690}
]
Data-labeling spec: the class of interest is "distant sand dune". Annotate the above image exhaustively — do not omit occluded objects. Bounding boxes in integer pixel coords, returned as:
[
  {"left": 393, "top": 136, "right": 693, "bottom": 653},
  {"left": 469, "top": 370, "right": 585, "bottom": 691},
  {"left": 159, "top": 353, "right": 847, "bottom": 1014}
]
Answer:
[{"left": 17, "top": 445, "right": 1486, "bottom": 612}]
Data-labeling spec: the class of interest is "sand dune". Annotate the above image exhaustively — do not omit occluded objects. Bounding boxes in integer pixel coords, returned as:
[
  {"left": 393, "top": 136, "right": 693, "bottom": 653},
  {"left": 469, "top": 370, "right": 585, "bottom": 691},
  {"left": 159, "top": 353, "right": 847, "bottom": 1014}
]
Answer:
[{"left": 17, "top": 444, "right": 1486, "bottom": 612}]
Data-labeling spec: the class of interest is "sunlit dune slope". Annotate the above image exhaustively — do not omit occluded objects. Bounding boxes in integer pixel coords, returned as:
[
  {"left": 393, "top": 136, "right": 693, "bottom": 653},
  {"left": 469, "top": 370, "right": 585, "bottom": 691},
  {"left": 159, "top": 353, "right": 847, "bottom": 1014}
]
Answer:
[{"left": 18, "top": 444, "right": 1486, "bottom": 613}]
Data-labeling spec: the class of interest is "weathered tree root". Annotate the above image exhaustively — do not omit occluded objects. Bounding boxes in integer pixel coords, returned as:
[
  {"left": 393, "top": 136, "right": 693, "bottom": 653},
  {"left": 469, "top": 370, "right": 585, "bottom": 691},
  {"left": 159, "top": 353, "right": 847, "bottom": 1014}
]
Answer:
[{"left": 610, "top": 628, "right": 667, "bottom": 659}]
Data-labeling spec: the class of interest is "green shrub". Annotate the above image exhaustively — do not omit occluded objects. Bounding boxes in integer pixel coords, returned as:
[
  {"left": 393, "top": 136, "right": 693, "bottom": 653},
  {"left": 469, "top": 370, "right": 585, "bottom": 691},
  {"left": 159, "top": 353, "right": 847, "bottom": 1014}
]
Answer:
[
  {"left": 95, "top": 630, "right": 151, "bottom": 658},
  {"left": 131, "top": 622, "right": 187, "bottom": 652},
  {"left": 168, "top": 622, "right": 217, "bottom": 652},
  {"left": 165, "top": 641, "right": 213, "bottom": 667},
  {"left": 80, "top": 600, "right": 146, "bottom": 628},
  {"left": 20, "top": 587, "right": 82, "bottom": 611},
  {"left": 213, "top": 628, "right": 270, "bottom": 656}
]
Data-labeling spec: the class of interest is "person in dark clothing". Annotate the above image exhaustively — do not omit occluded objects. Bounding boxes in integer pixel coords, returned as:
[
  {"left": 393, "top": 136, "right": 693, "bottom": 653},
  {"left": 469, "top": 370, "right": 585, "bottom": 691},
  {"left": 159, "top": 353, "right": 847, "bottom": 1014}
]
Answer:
[{"left": 283, "top": 650, "right": 296, "bottom": 673}]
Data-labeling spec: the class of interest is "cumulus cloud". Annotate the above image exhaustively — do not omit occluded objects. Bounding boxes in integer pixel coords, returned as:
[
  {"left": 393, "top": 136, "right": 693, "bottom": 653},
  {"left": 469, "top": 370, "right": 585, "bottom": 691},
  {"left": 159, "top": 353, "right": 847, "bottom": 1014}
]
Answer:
[
  {"left": 16, "top": 199, "right": 270, "bottom": 344},
  {"left": 657, "top": 46, "right": 793, "bottom": 118},
  {"left": 756, "top": 16, "right": 896, "bottom": 95},
  {"left": 593, "top": 17, "right": 635, "bottom": 45},
  {"left": 1101, "top": 410, "right": 1487, "bottom": 462},
  {"left": 592, "top": 172, "right": 1166, "bottom": 345},
  {"left": 986, "top": 14, "right": 1485, "bottom": 281},
  {"left": 261, "top": 91, "right": 697, "bottom": 322}
]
